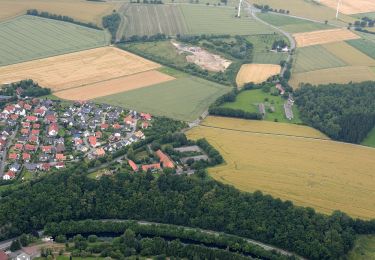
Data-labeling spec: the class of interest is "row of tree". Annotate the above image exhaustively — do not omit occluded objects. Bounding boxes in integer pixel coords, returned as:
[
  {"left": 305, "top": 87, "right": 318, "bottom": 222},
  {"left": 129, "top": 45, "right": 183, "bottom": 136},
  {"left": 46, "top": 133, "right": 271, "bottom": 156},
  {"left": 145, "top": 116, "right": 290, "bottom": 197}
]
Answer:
[
  {"left": 294, "top": 81, "right": 375, "bottom": 143},
  {"left": 26, "top": 9, "right": 100, "bottom": 30},
  {"left": 45, "top": 220, "right": 291, "bottom": 259},
  {"left": 0, "top": 79, "right": 51, "bottom": 98}
]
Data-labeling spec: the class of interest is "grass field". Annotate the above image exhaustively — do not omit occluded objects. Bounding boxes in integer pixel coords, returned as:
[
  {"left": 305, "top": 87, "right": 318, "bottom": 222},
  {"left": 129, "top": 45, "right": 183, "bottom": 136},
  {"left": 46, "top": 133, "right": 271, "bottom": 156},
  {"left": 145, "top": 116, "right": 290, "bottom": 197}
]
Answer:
[
  {"left": 322, "top": 41, "right": 375, "bottom": 66},
  {"left": 293, "top": 28, "right": 360, "bottom": 47},
  {"left": 348, "top": 235, "right": 375, "bottom": 260},
  {"left": 187, "top": 116, "right": 375, "bottom": 219},
  {"left": 0, "top": 15, "right": 109, "bottom": 66},
  {"left": 347, "top": 39, "right": 375, "bottom": 60},
  {"left": 251, "top": 0, "right": 354, "bottom": 25},
  {"left": 0, "top": 47, "right": 160, "bottom": 91},
  {"left": 121, "top": 4, "right": 188, "bottom": 38},
  {"left": 236, "top": 64, "right": 281, "bottom": 86},
  {"left": 221, "top": 89, "right": 302, "bottom": 123},
  {"left": 362, "top": 127, "right": 375, "bottom": 148},
  {"left": 257, "top": 13, "right": 333, "bottom": 33},
  {"left": 0, "top": 0, "right": 118, "bottom": 24},
  {"left": 293, "top": 45, "right": 347, "bottom": 73},
  {"left": 180, "top": 5, "right": 275, "bottom": 35},
  {"left": 289, "top": 66, "right": 375, "bottom": 88},
  {"left": 95, "top": 75, "right": 231, "bottom": 121},
  {"left": 246, "top": 34, "right": 288, "bottom": 64}
]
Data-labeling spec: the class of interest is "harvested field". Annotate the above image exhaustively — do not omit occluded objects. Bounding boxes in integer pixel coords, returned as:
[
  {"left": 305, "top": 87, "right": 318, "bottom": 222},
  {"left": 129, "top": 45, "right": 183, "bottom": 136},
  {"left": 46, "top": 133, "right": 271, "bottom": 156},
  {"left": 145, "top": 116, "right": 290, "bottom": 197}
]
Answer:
[
  {"left": 293, "top": 28, "right": 360, "bottom": 47},
  {"left": 293, "top": 45, "right": 347, "bottom": 73},
  {"left": 180, "top": 5, "right": 275, "bottom": 35},
  {"left": 187, "top": 116, "right": 375, "bottom": 219},
  {"left": 55, "top": 70, "right": 175, "bottom": 100},
  {"left": 95, "top": 76, "right": 231, "bottom": 122},
  {"left": 236, "top": 64, "right": 281, "bottom": 86},
  {"left": 320, "top": 0, "right": 375, "bottom": 15},
  {"left": 0, "top": 15, "right": 109, "bottom": 66},
  {"left": 322, "top": 41, "right": 375, "bottom": 66},
  {"left": 0, "top": 0, "right": 118, "bottom": 24},
  {"left": 121, "top": 4, "right": 188, "bottom": 38},
  {"left": 0, "top": 47, "right": 160, "bottom": 91},
  {"left": 289, "top": 66, "right": 375, "bottom": 88}
]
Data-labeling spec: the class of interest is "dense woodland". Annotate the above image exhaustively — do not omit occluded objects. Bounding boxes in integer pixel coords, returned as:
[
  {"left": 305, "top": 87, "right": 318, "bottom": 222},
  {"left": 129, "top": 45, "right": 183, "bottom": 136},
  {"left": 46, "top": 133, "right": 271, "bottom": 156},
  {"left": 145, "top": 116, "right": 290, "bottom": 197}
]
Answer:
[
  {"left": 26, "top": 9, "right": 100, "bottom": 29},
  {"left": 295, "top": 81, "right": 375, "bottom": 143},
  {"left": 0, "top": 169, "right": 366, "bottom": 260}
]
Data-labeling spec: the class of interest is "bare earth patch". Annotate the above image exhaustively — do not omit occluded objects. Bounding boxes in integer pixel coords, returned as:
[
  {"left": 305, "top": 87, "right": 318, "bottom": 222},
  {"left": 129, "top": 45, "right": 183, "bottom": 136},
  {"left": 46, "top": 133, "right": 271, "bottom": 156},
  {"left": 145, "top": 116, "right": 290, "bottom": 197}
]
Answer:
[
  {"left": 171, "top": 41, "right": 232, "bottom": 72},
  {"left": 319, "top": 0, "right": 375, "bottom": 15},
  {"left": 0, "top": 47, "right": 161, "bottom": 91},
  {"left": 236, "top": 64, "right": 281, "bottom": 86},
  {"left": 55, "top": 70, "right": 175, "bottom": 100},
  {"left": 293, "top": 28, "right": 360, "bottom": 47}
]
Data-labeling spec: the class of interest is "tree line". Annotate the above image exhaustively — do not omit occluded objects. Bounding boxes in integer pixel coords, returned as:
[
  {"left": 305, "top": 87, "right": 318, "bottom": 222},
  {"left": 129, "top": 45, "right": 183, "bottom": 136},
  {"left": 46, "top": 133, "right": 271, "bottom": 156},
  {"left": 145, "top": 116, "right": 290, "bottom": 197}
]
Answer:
[
  {"left": 0, "top": 168, "right": 364, "bottom": 259},
  {"left": 45, "top": 220, "right": 291, "bottom": 260},
  {"left": 26, "top": 9, "right": 101, "bottom": 30},
  {"left": 0, "top": 79, "right": 51, "bottom": 98},
  {"left": 294, "top": 81, "right": 375, "bottom": 143},
  {"left": 102, "top": 12, "right": 121, "bottom": 42}
]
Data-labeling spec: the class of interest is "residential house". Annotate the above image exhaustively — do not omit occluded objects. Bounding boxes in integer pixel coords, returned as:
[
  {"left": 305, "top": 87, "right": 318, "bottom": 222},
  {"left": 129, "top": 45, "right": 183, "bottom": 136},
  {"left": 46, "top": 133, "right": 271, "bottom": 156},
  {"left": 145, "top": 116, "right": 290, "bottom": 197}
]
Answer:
[
  {"left": 88, "top": 136, "right": 97, "bottom": 147},
  {"left": 48, "top": 123, "right": 59, "bottom": 136},
  {"left": 22, "top": 153, "right": 31, "bottom": 162},
  {"left": 56, "top": 153, "right": 66, "bottom": 161},
  {"left": 9, "top": 163, "right": 20, "bottom": 172},
  {"left": 3, "top": 171, "right": 15, "bottom": 180},
  {"left": 95, "top": 148, "right": 105, "bottom": 157},
  {"left": 141, "top": 113, "right": 152, "bottom": 121}
]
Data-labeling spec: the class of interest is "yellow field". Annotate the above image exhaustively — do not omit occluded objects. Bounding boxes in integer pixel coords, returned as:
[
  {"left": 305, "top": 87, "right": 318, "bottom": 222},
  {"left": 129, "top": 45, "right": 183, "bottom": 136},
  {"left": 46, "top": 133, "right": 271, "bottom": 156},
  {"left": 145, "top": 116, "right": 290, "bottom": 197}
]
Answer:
[
  {"left": 289, "top": 66, "right": 375, "bottom": 88},
  {"left": 320, "top": 0, "right": 375, "bottom": 15},
  {"left": 55, "top": 70, "right": 175, "bottom": 100},
  {"left": 187, "top": 116, "right": 375, "bottom": 219},
  {"left": 0, "top": 0, "right": 119, "bottom": 24},
  {"left": 251, "top": 0, "right": 354, "bottom": 25},
  {"left": 322, "top": 41, "right": 375, "bottom": 66},
  {"left": 236, "top": 64, "right": 281, "bottom": 87},
  {"left": 0, "top": 47, "right": 161, "bottom": 91},
  {"left": 293, "top": 28, "right": 360, "bottom": 47}
]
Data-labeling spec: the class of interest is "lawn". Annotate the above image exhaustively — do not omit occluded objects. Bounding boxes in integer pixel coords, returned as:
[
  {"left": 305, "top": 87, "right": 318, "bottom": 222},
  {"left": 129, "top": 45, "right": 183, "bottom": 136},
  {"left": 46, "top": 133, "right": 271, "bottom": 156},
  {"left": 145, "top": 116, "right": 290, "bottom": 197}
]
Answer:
[
  {"left": 221, "top": 89, "right": 302, "bottom": 123},
  {"left": 187, "top": 116, "right": 375, "bottom": 219},
  {"left": 246, "top": 34, "right": 288, "bottom": 64},
  {"left": 293, "top": 45, "right": 347, "bottom": 73},
  {"left": 180, "top": 5, "right": 275, "bottom": 35},
  {"left": 121, "top": 4, "right": 188, "bottom": 38},
  {"left": 95, "top": 75, "right": 231, "bottom": 122},
  {"left": 346, "top": 39, "right": 375, "bottom": 60},
  {"left": 348, "top": 235, "right": 375, "bottom": 260},
  {"left": 257, "top": 12, "right": 334, "bottom": 33},
  {"left": 362, "top": 127, "right": 375, "bottom": 148},
  {"left": 0, "top": 15, "right": 109, "bottom": 66}
]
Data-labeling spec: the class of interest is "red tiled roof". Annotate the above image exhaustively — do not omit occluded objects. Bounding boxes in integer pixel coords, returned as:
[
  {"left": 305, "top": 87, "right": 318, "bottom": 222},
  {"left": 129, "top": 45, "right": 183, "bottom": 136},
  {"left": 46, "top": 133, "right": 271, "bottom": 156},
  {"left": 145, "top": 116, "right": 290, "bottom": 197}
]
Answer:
[
  {"left": 15, "top": 143, "right": 23, "bottom": 150},
  {"left": 42, "top": 146, "right": 52, "bottom": 153},
  {"left": 22, "top": 122, "right": 30, "bottom": 128},
  {"left": 141, "top": 113, "right": 152, "bottom": 120},
  {"left": 95, "top": 131, "right": 102, "bottom": 138},
  {"left": 23, "top": 153, "right": 31, "bottom": 160},
  {"left": 4, "top": 171, "right": 15, "bottom": 179},
  {"left": 100, "top": 123, "right": 109, "bottom": 129},
  {"left": 29, "top": 135, "right": 38, "bottom": 142},
  {"left": 113, "top": 123, "right": 122, "bottom": 129},
  {"left": 88, "top": 136, "right": 97, "bottom": 146},
  {"left": 141, "top": 163, "right": 161, "bottom": 172},
  {"left": 128, "top": 160, "right": 138, "bottom": 172},
  {"left": 10, "top": 114, "right": 18, "bottom": 120},
  {"left": 8, "top": 153, "right": 18, "bottom": 160},
  {"left": 31, "top": 129, "right": 40, "bottom": 135},
  {"left": 25, "top": 144, "right": 36, "bottom": 151},
  {"left": 33, "top": 123, "right": 40, "bottom": 129},
  {"left": 156, "top": 150, "right": 174, "bottom": 168},
  {"left": 96, "top": 148, "right": 105, "bottom": 156},
  {"left": 56, "top": 153, "right": 66, "bottom": 161},
  {"left": 26, "top": 115, "right": 38, "bottom": 122},
  {"left": 21, "top": 128, "right": 29, "bottom": 135},
  {"left": 24, "top": 104, "right": 32, "bottom": 110}
]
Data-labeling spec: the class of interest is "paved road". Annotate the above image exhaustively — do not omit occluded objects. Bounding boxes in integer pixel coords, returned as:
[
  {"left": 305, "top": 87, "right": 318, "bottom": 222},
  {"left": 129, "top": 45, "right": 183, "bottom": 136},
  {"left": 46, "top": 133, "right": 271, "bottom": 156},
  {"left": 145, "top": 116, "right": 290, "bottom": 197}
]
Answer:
[{"left": 0, "top": 126, "right": 19, "bottom": 177}]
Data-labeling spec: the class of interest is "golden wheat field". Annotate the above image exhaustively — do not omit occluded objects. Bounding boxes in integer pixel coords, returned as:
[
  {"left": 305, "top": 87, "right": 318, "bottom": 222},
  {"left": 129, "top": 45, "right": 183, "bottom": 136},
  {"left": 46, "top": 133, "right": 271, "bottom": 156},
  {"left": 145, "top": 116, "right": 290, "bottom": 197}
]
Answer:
[
  {"left": 187, "top": 116, "right": 375, "bottom": 219},
  {"left": 236, "top": 64, "right": 281, "bottom": 87},
  {"left": 0, "top": 47, "right": 161, "bottom": 91},
  {"left": 289, "top": 66, "right": 375, "bottom": 88},
  {"left": 320, "top": 0, "right": 375, "bottom": 15},
  {"left": 55, "top": 70, "right": 175, "bottom": 100},
  {"left": 293, "top": 29, "right": 360, "bottom": 47},
  {"left": 322, "top": 41, "right": 375, "bottom": 66},
  {"left": 0, "top": 0, "right": 119, "bottom": 24}
]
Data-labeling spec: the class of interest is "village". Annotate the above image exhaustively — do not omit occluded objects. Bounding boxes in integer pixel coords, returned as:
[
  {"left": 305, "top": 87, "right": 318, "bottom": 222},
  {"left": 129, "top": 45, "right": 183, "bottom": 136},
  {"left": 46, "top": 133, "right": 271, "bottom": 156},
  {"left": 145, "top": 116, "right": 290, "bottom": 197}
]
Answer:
[{"left": 0, "top": 95, "right": 209, "bottom": 182}]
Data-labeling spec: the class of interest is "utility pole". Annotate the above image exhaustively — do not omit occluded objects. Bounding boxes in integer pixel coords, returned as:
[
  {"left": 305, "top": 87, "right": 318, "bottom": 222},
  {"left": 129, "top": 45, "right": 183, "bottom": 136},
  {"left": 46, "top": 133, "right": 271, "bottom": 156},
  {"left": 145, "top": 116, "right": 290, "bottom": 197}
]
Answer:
[{"left": 237, "top": 0, "right": 243, "bottom": 17}]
